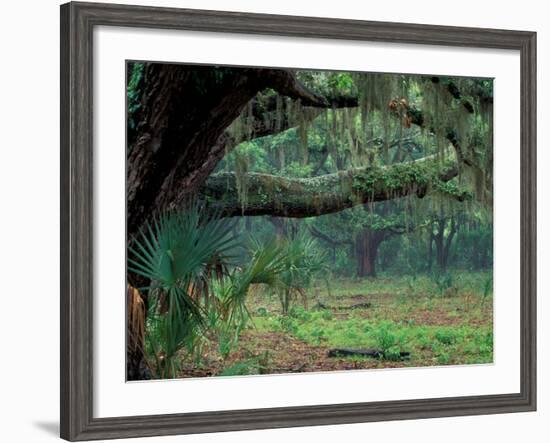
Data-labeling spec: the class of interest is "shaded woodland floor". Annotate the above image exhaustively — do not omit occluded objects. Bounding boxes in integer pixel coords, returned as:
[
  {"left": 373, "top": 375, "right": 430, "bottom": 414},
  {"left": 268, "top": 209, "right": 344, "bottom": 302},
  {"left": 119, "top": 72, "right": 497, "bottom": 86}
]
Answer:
[{"left": 176, "top": 272, "right": 493, "bottom": 378}]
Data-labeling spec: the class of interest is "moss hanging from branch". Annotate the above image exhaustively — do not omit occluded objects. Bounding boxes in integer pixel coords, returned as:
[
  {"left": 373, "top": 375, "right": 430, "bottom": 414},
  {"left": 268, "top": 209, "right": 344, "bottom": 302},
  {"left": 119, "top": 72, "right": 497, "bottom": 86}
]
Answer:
[
  {"left": 202, "top": 153, "right": 462, "bottom": 218},
  {"left": 212, "top": 71, "right": 492, "bottom": 220},
  {"left": 234, "top": 151, "right": 250, "bottom": 214}
]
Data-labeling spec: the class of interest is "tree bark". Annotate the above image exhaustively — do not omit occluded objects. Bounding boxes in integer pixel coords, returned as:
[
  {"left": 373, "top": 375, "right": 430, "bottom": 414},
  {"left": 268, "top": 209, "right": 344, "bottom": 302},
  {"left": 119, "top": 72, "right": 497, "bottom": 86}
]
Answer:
[
  {"left": 124, "top": 63, "right": 365, "bottom": 379},
  {"left": 127, "top": 64, "right": 271, "bottom": 236},
  {"left": 127, "top": 65, "right": 478, "bottom": 237},
  {"left": 433, "top": 215, "right": 458, "bottom": 271},
  {"left": 202, "top": 157, "right": 461, "bottom": 218},
  {"left": 355, "top": 229, "right": 385, "bottom": 278}
]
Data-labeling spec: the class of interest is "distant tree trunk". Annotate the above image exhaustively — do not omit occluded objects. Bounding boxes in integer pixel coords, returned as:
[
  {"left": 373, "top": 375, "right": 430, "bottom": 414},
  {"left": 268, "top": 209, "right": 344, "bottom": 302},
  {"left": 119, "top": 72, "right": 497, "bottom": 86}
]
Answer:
[
  {"left": 355, "top": 229, "right": 385, "bottom": 278},
  {"left": 433, "top": 215, "right": 458, "bottom": 272},
  {"left": 481, "top": 244, "right": 490, "bottom": 269},
  {"left": 427, "top": 221, "right": 435, "bottom": 272},
  {"left": 433, "top": 218, "right": 445, "bottom": 270},
  {"left": 471, "top": 233, "right": 481, "bottom": 270}
]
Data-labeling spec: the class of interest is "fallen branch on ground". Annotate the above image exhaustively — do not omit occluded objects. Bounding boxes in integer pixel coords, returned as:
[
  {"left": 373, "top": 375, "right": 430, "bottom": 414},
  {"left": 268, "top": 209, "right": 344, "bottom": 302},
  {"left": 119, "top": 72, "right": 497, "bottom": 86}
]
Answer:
[
  {"left": 327, "top": 348, "right": 410, "bottom": 360},
  {"left": 315, "top": 301, "right": 372, "bottom": 310}
]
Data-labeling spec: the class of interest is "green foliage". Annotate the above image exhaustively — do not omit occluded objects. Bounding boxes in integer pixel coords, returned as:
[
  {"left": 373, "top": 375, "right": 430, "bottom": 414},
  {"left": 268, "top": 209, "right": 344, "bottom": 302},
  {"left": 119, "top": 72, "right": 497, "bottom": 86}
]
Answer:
[
  {"left": 374, "top": 321, "right": 399, "bottom": 354},
  {"left": 435, "top": 329, "right": 458, "bottom": 345},
  {"left": 207, "top": 240, "right": 289, "bottom": 359},
  {"left": 430, "top": 272, "right": 459, "bottom": 297},
  {"left": 218, "top": 353, "right": 269, "bottom": 376},
  {"left": 129, "top": 204, "right": 239, "bottom": 377},
  {"left": 127, "top": 66, "right": 495, "bottom": 378},
  {"left": 271, "top": 233, "right": 328, "bottom": 314},
  {"left": 127, "top": 62, "right": 145, "bottom": 146},
  {"left": 128, "top": 204, "right": 237, "bottom": 290},
  {"left": 249, "top": 272, "right": 492, "bottom": 368}
]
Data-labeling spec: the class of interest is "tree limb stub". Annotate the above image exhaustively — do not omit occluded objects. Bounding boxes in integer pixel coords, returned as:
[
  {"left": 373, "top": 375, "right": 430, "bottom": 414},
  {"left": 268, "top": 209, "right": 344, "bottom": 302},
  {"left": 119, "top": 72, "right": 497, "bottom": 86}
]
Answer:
[
  {"left": 265, "top": 69, "right": 329, "bottom": 107},
  {"left": 307, "top": 225, "right": 353, "bottom": 247}
]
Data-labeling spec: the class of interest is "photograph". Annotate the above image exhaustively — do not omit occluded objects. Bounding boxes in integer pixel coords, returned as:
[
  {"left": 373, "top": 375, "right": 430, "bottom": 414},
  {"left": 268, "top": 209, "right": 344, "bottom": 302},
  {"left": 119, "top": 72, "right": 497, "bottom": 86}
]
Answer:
[
  {"left": 0, "top": 0, "right": 534, "bottom": 441},
  {"left": 126, "top": 62, "right": 494, "bottom": 381}
]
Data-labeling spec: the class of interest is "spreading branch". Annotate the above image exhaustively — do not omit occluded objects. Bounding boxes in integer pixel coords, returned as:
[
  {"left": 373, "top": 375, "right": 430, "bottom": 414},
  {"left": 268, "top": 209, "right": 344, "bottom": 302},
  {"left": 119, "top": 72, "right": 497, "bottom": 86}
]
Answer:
[
  {"left": 201, "top": 155, "right": 460, "bottom": 218},
  {"left": 307, "top": 225, "right": 353, "bottom": 247},
  {"left": 264, "top": 69, "right": 329, "bottom": 107}
]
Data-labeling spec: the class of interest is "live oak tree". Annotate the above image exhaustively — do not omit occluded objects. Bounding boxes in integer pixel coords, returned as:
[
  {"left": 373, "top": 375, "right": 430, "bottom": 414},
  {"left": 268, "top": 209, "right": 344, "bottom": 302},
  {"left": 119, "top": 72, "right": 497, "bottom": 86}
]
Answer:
[
  {"left": 126, "top": 62, "right": 493, "bottom": 378},
  {"left": 308, "top": 202, "right": 417, "bottom": 278},
  {"left": 127, "top": 63, "right": 492, "bottom": 237}
]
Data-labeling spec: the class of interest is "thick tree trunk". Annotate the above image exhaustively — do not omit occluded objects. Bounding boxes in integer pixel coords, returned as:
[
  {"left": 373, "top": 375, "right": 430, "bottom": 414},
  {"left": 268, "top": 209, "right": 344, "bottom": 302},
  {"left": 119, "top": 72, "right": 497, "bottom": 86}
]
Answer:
[
  {"left": 127, "top": 65, "right": 473, "bottom": 235},
  {"left": 355, "top": 230, "right": 384, "bottom": 278},
  {"left": 126, "top": 64, "right": 263, "bottom": 378},
  {"left": 433, "top": 216, "right": 458, "bottom": 271},
  {"left": 125, "top": 64, "right": 331, "bottom": 379},
  {"left": 127, "top": 64, "right": 330, "bottom": 237},
  {"left": 127, "top": 64, "right": 268, "bottom": 237}
]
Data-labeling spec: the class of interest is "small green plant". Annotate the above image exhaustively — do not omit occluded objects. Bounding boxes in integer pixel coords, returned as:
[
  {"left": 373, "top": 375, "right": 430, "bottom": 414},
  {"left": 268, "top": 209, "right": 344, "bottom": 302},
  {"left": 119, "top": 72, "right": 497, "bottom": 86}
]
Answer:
[
  {"left": 256, "top": 307, "right": 269, "bottom": 317},
  {"left": 278, "top": 316, "right": 298, "bottom": 334},
  {"left": 217, "top": 327, "right": 238, "bottom": 361},
  {"left": 129, "top": 204, "right": 239, "bottom": 378},
  {"left": 384, "top": 345, "right": 403, "bottom": 361},
  {"left": 311, "top": 326, "right": 326, "bottom": 343},
  {"left": 268, "top": 233, "right": 328, "bottom": 315},
  {"left": 289, "top": 306, "right": 312, "bottom": 321},
  {"left": 437, "top": 352, "right": 452, "bottom": 365},
  {"left": 374, "top": 322, "right": 397, "bottom": 352},
  {"left": 218, "top": 354, "right": 269, "bottom": 376},
  {"left": 406, "top": 274, "right": 418, "bottom": 296},
  {"left": 373, "top": 321, "right": 404, "bottom": 360},
  {"left": 430, "top": 271, "right": 459, "bottom": 297},
  {"left": 435, "top": 329, "right": 457, "bottom": 345}
]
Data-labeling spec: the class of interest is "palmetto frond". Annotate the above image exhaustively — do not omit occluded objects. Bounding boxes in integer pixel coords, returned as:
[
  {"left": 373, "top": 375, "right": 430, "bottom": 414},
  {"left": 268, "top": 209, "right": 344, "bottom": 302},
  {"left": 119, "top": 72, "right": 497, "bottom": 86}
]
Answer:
[
  {"left": 128, "top": 203, "right": 238, "bottom": 377},
  {"left": 128, "top": 204, "right": 238, "bottom": 290}
]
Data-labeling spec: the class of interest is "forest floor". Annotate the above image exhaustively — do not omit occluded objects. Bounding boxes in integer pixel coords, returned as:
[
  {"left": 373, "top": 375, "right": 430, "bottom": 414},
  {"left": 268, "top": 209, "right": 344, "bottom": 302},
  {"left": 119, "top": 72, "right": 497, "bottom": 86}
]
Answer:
[{"left": 177, "top": 272, "right": 493, "bottom": 378}]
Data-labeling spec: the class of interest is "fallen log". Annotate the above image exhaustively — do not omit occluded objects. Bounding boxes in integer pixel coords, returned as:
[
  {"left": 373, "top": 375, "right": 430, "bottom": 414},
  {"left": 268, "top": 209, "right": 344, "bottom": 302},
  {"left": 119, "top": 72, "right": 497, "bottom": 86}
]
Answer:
[
  {"left": 342, "top": 302, "right": 372, "bottom": 310},
  {"left": 314, "top": 301, "right": 372, "bottom": 310},
  {"left": 327, "top": 348, "right": 410, "bottom": 359}
]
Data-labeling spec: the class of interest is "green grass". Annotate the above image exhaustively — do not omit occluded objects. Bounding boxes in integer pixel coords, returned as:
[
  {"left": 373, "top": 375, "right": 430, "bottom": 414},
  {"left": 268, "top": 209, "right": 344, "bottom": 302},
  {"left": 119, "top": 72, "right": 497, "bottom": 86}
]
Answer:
[
  {"left": 313, "top": 271, "right": 492, "bottom": 300},
  {"left": 248, "top": 271, "right": 493, "bottom": 367},
  {"left": 174, "top": 271, "right": 493, "bottom": 377}
]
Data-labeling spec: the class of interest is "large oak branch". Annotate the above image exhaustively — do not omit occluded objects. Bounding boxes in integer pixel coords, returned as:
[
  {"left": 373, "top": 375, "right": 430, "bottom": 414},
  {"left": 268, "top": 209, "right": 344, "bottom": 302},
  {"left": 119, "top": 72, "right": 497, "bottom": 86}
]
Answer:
[{"left": 201, "top": 157, "right": 460, "bottom": 218}]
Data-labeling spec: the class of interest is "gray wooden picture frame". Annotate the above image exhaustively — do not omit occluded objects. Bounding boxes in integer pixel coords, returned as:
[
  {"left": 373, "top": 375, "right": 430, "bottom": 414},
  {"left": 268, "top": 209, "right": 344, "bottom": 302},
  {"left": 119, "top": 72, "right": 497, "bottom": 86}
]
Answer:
[{"left": 60, "top": 1, "right": 537, "bottom": 441}]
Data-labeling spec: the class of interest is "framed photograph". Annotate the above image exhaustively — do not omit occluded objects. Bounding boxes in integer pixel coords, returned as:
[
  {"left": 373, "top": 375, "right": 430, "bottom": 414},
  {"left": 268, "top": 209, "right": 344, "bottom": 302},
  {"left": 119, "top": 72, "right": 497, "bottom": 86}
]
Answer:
[{"left": 60, "top": 1, "right": 536, "bottom": 440}]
